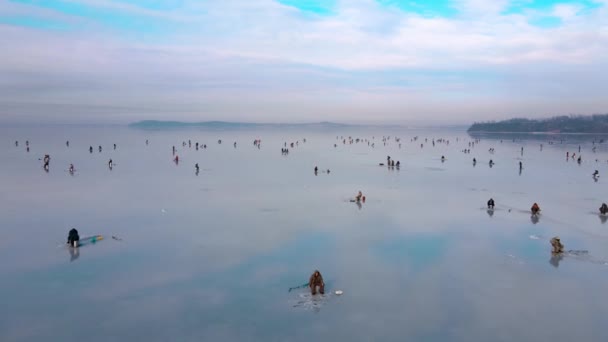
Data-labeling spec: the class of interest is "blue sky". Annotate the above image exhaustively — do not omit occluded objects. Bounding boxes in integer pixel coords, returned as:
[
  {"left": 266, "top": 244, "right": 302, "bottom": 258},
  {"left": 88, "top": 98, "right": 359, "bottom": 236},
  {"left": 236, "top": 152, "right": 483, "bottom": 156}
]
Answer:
[{"left": 0, "top": 0, "right": 607, "bottom": 123}]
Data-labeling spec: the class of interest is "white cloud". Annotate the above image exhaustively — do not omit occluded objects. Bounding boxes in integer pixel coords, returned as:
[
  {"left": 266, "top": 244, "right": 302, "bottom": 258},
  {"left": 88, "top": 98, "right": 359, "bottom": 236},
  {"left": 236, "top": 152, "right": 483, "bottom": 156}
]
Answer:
[{"left": 552, "top": 4, "right": 582, "bottom": 20}]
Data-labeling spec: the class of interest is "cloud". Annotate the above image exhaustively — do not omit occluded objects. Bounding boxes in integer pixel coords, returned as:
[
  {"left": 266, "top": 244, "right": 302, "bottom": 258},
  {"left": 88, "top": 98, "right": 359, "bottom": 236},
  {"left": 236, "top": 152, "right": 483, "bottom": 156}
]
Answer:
[{"left": 0, "top": 0, "right": 607, "bottom": 123}]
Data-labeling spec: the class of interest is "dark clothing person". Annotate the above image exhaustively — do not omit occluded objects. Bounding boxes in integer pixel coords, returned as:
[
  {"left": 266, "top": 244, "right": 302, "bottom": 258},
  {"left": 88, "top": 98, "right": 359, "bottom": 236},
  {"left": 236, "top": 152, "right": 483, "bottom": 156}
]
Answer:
[
  {"left": 309, "top": 270, "right": 325, "bottom": 295},
  {"left": 531, "top": 203, "right": 540, "bottom": 214},
  {"left": 550, "top": 237, "right": 564, "bottom": 254},
  {"left": 90, "top": 146, "right": 93, "bottom": 153},
  {"left": 487, "top": 198, "right": 495, "bottom": 209},
  {"left": 355, "top": 191, "right": 363, "bottom": 202},
  {"left": 67, "top": 228, "right": 80, "bottom": 247},
  {"left": 600, "top": 203, "right": 608, "bottom": 215}
]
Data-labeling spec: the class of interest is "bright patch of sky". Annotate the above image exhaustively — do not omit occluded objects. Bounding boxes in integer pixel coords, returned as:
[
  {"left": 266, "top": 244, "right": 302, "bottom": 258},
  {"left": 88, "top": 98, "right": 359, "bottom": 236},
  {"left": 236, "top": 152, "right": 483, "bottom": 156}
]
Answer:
[
  {"left": 377, "top": 0, "right": 457, "bottom": 17},
  {"left": 0, "top": 15, "right": 69, "bottom": 30},
  {"left": 504, "top": 0, "right": 603, "bottom": 27},
  {"left": 528, "top": 15, "right": 562, "bottom": 27},
  {"left": 8, "top": 0, "right": 175, "bottom": 33},
  {"left": 505, "top": 0, "right": 601, "bottom": 13},
  {"left": 117, "top": 0, "right": 184, "bottom": 11},
  {"left": 278, "top": 0, "right": 336, "bottom": 14}
]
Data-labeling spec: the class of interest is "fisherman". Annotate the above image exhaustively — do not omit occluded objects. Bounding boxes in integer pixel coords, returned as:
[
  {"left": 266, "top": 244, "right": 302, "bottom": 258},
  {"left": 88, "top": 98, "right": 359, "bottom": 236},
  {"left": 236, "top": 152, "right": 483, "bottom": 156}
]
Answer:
[
  {"left": 69, "top": 164, "right": 75, "bottom": 173},
  {"left": 593, "top": 170, "right": 599, "bottom": 177},
  {"left": 531, "top": 203, "right": 541, "bottom": 215},
  {"left": 146, "top": 139, "right": 149, "bottom": 145},
  {"left": 195, "top": 163, "right": 199, "bottom": 172},
  {"left": 396, "top": 161, "right": 400, "bottom": 168},
  {"left": 67, "top": 228, "right": 80, "bottom": 247},
  {"left": 66, "top": 141, "right": 69, "bottom": 147},
  {"left": 550, "top": 236, "right": 564, "bottom": 254},
  {"left": 113, "top": 144, "right": 117, "bottom": 150},
  {"left": 174, "top": 155, "right": 179, "bottom": 163},
  {"left": 473, "top": 158, "right": 476, "bottom": 164},
  {"left": 487, "top": 198, "right": 495, "bottom": 209},
  {"left": 489, "top": 159, "right": 494, "bottom": 166},
  {"left": 441, "top": 156, "right": 445, "bottom": 162},
  {"left": 89, "top": 146, "right": 93, "bottom": 153},
  {"left": 355, "top": 191, "right": 365, "bottom": 202},
  {"left": 15, "top": 141, "right": 18, "bottom": 147},
  {"left": 108, "top": 159, "right": 113, "bottom": 168},
  {"left": 578, "top": 156, "right": 582, "bottom": 164},
  {"left": 600, "top": 203, "right": 608, "bottom": 215},
  {"left": 519, "top": 161, "right": 523, "bottom": 169},
  {"left": 98, "top": 146, "right": 102, "bottom": 152},
  {"left": 314, "top": 166, "right": 318, "bottom": 174},
  {"left": 309, "top": 270, "right": 325, "bottom": 295}
]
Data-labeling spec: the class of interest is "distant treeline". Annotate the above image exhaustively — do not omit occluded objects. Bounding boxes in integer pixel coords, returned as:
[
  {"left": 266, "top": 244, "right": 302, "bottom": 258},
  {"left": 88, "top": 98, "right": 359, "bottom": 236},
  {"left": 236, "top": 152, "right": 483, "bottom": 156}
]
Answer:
[
  {"left": 129, "top": 120, "right": 351, "bottom": 130},
  {"left": 468, "top": 114, "right": 608, "bottom": 133}
]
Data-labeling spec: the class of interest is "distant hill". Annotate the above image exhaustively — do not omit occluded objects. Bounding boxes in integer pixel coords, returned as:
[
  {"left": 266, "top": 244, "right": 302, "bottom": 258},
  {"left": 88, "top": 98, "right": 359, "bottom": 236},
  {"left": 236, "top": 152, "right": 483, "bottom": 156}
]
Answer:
[
  {"left": 468, "top": 114, "right": 608, "bottom": 133},
  {"left": 129, "top": 120, "right": 352, "bottom": 129}
]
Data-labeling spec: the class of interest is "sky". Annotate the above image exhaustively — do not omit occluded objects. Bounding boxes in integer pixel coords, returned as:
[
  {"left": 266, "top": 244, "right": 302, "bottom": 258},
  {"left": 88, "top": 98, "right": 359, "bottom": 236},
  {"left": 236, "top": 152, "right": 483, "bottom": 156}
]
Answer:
[{"left": 0, "top": 0, "right": 607, "bottom": 124}]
